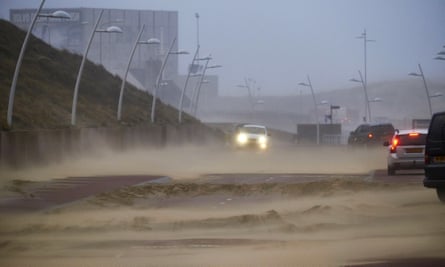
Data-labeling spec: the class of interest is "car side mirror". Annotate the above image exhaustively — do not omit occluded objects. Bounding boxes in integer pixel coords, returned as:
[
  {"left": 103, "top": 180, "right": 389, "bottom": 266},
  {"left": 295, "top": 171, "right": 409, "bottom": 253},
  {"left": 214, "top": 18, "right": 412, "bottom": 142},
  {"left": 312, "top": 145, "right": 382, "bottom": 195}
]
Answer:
[{"left": 383, "top": 141, "right": 390, "bottom": 146}]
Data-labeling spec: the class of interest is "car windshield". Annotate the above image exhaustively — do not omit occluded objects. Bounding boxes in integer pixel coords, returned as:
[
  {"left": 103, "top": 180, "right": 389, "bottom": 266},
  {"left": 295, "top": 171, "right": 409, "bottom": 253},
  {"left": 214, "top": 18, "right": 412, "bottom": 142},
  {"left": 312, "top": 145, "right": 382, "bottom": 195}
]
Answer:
[
  {"left": 241, "top": 126, "right": 266, "bottom": 134},
  {"left": 398, "top": 134, "right": 427, "bottom": 146}
]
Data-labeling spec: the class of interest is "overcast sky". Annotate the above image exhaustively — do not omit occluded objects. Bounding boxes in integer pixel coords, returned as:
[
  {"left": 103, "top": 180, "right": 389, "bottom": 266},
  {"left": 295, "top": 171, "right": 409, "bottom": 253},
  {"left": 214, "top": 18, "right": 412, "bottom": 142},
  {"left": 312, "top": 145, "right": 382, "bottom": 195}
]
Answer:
[{"left": 1, "top": 0, "right": 445, "bottom": 96}]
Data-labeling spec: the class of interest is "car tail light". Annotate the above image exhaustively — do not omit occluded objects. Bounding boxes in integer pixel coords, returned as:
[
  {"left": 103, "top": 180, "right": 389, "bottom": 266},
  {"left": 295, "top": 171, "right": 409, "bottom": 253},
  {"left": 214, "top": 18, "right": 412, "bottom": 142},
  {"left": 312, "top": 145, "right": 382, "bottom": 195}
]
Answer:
[
  {"left": 390, "top": 137, "right": 399, "bottom": 153},
  {"left": 368, "top": 133, "right": 373, "bottom": 139},
  {"left": 409, "top": 132, "right": 419, "bottom": 137}
]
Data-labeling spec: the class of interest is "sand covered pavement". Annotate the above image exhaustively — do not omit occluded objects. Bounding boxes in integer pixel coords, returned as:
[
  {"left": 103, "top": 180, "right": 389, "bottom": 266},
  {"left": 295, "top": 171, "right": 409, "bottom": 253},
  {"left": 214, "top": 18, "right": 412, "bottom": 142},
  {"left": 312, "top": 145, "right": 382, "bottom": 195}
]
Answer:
[{"left": 1, "top": 145, "right": 444, "bottom": 266}]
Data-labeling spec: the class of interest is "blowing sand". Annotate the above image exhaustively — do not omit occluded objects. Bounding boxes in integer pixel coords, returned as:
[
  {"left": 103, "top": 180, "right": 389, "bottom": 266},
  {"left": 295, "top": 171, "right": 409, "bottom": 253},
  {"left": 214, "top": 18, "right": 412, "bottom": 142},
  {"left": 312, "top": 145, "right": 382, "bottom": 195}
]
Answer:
[{"left": 1, "top": 145, "right": 444, "bottom": 266}]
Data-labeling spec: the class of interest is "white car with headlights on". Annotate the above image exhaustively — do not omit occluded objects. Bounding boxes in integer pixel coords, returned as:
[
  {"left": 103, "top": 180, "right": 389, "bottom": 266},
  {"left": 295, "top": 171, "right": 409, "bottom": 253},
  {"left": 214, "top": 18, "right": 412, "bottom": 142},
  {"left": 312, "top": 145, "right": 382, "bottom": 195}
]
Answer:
[{"left": 232, "top": 124, "right": 270, "bottom": 150}]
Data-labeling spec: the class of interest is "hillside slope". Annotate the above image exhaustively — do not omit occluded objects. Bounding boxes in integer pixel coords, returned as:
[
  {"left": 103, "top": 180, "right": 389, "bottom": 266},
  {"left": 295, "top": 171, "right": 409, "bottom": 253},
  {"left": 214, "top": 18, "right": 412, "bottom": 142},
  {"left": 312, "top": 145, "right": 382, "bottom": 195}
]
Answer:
[{"left": 0, "top": 19, "right": 194, "bottom": 130}]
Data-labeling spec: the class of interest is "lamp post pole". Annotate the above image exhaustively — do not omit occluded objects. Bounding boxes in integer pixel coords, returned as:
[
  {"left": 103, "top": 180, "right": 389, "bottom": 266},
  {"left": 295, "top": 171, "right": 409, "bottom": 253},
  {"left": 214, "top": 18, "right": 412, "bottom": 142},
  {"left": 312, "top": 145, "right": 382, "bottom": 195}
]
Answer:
[
  {"left": 71, "top": 9, "right": 104, "bottom": 126},
  {"left": 118, "top": 25, "right": 159, "bottom": 121},
  {"left": 409, "top": 64, "right": 433, "bottom": 116},
  {"left": 418, "top": 64, "right": 432, "bottom": 117},
  {"left": 150, "top": 37, "right": 191, "bottom": 123},
  {"left": 193, "top": 64, "right": 222, "bottom": 117},
  {"left": 192, "top": 56, "right": 210, "bottom": 116},
  {"left": 358, "top": 70, "right": 371, "bottom": 121},
  {"left": 349, "top": 70, "right": 371, "bottom": 122},
  {"left": 7, "top": 0, "right": 71, "bottom": 128},
  {"left": 178, "top": 45, "right": 200, "bottom": 123},
  {"left": 299, "top": 75, "right": 320, "bottom": 145}
]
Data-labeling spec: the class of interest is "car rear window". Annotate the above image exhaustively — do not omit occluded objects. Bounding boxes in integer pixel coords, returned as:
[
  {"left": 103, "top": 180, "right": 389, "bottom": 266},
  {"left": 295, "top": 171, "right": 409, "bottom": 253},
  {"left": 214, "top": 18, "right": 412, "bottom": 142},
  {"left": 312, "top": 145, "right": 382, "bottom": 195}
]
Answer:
[
  {"left": 428, "top": 114, "right": 445, "bottom": 141},
  {"left": 398, "top": 134, "right": 427, "bottom": 146},
  {"left": 372, "top": 124, "right": 394, "bottom": 133}
]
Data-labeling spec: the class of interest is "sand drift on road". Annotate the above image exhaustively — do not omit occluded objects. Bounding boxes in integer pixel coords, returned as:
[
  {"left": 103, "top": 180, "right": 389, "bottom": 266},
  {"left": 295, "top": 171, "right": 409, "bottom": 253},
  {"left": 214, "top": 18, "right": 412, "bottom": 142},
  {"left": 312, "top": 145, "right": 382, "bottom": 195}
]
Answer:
[
  {"left": 1, "top": 145, "right": 444, "bottom": 266},
  {"left": 0, "top": 144, "right": 386, "bottom": 183}
]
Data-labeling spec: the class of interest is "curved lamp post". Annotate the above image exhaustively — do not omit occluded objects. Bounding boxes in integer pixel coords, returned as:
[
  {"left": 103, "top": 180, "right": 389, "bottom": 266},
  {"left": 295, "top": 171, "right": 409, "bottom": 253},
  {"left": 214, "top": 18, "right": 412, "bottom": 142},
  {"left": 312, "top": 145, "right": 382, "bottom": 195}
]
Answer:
[
  {"left": 409, "top": 63, "right": 433, "bottom": 116},
  {"left": 355, "top": 29, "right": 375, "bottom": 91},
  {"left": 237, "top": 78, "right": 257, "bottom": 118},
  {"left": 7, "top": 0, "right": 71, "bottom": 128},
  {"left": 117, "top": 24, "right": 159, "bottom": 121},
  {"left": 192, "top": 62, "right": 222, "bottom": 116},
  {"left": 349, "top": 70, "right": 371, "bottom": 122},
  {"left": 178, "top": 46, "right": 202, "bottom": 123},
  {"left": 152, "top": 37, "right": 188, "bottom": 123},
  {"left": 71, "top": 10, "right": 124, "bottom": 126},
  {"left": 189, "top": 56, "right": 211, "bottom": 113},
  {"left": 299, "top": 75, "right": 320, "bottom": 145}
]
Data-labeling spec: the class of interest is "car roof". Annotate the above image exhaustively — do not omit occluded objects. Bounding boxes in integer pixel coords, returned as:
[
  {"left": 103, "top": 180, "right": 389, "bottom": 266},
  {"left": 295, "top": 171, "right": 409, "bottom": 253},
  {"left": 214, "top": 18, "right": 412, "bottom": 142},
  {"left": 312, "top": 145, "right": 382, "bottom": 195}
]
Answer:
[
  {"left": 396, "top": 129, "right": 428, "bottom": 135},
  {"left": 357, "top": 123, "right": 394, "bottom": 128},
  {"left": 242, "top": 124, "right": 267, "bottom": 129}
]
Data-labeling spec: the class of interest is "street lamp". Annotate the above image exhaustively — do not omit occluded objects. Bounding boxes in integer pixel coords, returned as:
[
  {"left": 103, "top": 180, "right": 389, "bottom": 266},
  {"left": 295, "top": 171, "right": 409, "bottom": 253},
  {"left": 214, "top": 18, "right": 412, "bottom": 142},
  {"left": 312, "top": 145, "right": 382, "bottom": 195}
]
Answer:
[
  {"left": 117, "top": 24, "right": 159, "bottom": 121},
  {"left": 192, "top": 61, "right": 222, "bottom": 116},
  {"left": 237, "top": 78, "right": 257, "bottom": 118},
  {"left": 152, "top": 37, "right": 188, "bottom": 123},
  {"left": 349, "top": 70, "right": 371, "bottom": 122},
  {"left": 96, "top": 22, "right": 123, "bottom": 64},
  {"left": 356, "top": 29, "right": 375, "bottom": 90},
  {"left": 177, "top": 47, "right": 203, "bottom": 123},
  {"left": 72, "top": 10, "right": 126, "bottom": 126},
  {"left": 6, "top": 0, "right": 71, "bottom": 128},
  {"left": 409, "top": 63, "right": 433, "bottom": 116},
  {"left": 298, "top": 75, "right": 320, "bottom": 145}
]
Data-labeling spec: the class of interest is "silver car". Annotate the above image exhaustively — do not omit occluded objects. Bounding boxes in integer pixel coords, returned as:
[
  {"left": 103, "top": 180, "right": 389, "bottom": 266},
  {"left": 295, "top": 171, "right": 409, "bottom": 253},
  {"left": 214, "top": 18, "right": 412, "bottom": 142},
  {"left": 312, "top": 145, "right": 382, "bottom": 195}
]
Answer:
[{"left": 385, "top": 129, "right": 428, "bottom": 175}]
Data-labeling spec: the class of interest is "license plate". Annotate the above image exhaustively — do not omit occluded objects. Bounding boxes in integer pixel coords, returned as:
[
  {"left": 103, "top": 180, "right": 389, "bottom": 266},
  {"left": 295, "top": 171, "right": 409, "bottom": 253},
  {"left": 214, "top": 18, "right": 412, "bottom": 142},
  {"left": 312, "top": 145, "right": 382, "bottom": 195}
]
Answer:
[
  {"left": 434, "top": 156, "right": 445, "bottom": 163},
  {"left": 406, "top": 148, "right": 423, "bottom": 153}
]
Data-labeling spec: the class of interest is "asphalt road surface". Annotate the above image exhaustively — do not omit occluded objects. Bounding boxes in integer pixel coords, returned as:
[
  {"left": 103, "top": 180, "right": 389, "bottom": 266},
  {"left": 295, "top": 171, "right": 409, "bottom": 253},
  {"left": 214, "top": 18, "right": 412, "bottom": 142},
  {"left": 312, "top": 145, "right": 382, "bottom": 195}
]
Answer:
[{"left": 0, "top": 169, "right": 425, "bottom": 213}]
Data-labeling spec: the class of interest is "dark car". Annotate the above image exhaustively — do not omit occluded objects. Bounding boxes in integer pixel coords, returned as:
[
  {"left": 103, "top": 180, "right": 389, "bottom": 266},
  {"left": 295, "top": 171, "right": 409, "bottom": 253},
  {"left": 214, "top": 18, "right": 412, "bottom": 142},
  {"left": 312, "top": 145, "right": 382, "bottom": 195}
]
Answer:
[
  {"left": 348, "top": 123, "right": 395, "bottom": 146},
  {"left": 423, "top": 111, "right": 445, "bottom": 203}
]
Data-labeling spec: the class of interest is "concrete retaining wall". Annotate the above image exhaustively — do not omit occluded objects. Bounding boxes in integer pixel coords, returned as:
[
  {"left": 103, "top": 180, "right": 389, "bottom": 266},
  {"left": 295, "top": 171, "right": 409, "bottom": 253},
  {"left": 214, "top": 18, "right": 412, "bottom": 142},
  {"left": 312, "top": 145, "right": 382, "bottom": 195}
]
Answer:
[{"left": 0, "top": 124, "right": 223, "bottom": 168}]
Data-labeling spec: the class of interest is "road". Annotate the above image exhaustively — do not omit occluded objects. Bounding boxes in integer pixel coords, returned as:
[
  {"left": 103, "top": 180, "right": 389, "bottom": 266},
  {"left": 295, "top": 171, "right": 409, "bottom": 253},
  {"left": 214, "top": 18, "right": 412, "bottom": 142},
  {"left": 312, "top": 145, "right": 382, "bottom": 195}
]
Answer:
[{"left": 0, "top": 169, "right": 425, "bottom": 212}]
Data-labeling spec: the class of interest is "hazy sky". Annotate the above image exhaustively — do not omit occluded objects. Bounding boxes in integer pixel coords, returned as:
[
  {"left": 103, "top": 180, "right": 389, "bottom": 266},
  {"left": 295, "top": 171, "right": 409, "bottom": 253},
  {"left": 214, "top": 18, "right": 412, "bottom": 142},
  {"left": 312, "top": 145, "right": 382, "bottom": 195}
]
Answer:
[{"left": 1, "top": 0, "right": 445, "bottom": 96}]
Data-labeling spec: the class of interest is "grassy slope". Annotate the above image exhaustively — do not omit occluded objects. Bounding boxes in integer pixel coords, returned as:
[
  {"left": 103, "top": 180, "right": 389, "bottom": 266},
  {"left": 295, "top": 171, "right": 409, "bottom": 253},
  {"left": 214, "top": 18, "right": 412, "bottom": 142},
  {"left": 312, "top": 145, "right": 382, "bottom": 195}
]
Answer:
[{"left": 0, "top": 19, "right": 195, "bottom": 130}]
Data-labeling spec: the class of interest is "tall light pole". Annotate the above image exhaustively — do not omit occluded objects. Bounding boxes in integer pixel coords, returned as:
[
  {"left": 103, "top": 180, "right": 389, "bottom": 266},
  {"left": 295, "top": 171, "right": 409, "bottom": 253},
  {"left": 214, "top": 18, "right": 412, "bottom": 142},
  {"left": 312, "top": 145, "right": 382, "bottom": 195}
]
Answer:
[
  {"left": 356, "top": 29, "right": 375, "bottom": 89},
  {"left": 299, "top": 75, "right": 320, "bottom": 145},
  {"left": 152, "top": 38, "right": 188, "bottom": 123},
  {"left": 195, "top": 12, "right": 200, "bottom": 59},
  {"left": 7, "top": 0, "right": 71, "bottom": 128},
  {"left": 71, "top": 10, "right": 123, "bottom": 126},
  {"left": 237, "top": 78, "right": 257, "bottom": 119},
  {"left": 117, "top": 25, "right": 159, "bottom": 121},
  {"left": 178, "top": 46, "right": 201, "bottom": 123},
  {"left": 350, "top": 70, "right": 371, "bottom": 122},
  {"left": 409, "top": 63, "right": 433, "bottom": 116},
  {"left": 192, "top": 61, "right": 222, "bottom": 116}
]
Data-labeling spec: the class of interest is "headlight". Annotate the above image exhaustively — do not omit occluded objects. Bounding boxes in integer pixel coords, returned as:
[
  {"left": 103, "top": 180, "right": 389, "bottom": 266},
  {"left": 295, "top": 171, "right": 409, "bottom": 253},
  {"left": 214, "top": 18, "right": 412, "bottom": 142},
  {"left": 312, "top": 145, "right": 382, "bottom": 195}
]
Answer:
[
  {"left": 237, "top": 133, "right": 248, "bottom": 144},
  {"left": 258, "top": 136, "right": 267, "bottom": 144}
]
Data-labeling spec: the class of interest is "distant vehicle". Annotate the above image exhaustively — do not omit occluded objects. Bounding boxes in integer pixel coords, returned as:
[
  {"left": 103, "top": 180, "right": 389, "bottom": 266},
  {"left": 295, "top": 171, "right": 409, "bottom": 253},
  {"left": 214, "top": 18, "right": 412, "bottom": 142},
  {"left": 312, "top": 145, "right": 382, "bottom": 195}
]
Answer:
[
  {"left": 384, "top": 129, "right": 428, "bottom": 175},
  {"left": 348, "top": 123, "right": 395, "bottom": 146},
  {"left": 423, "top": 111, "right": 445, "bottom": 203},
  {"left": 230, "top": 124, "right": 270, "bottom": 150}
]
